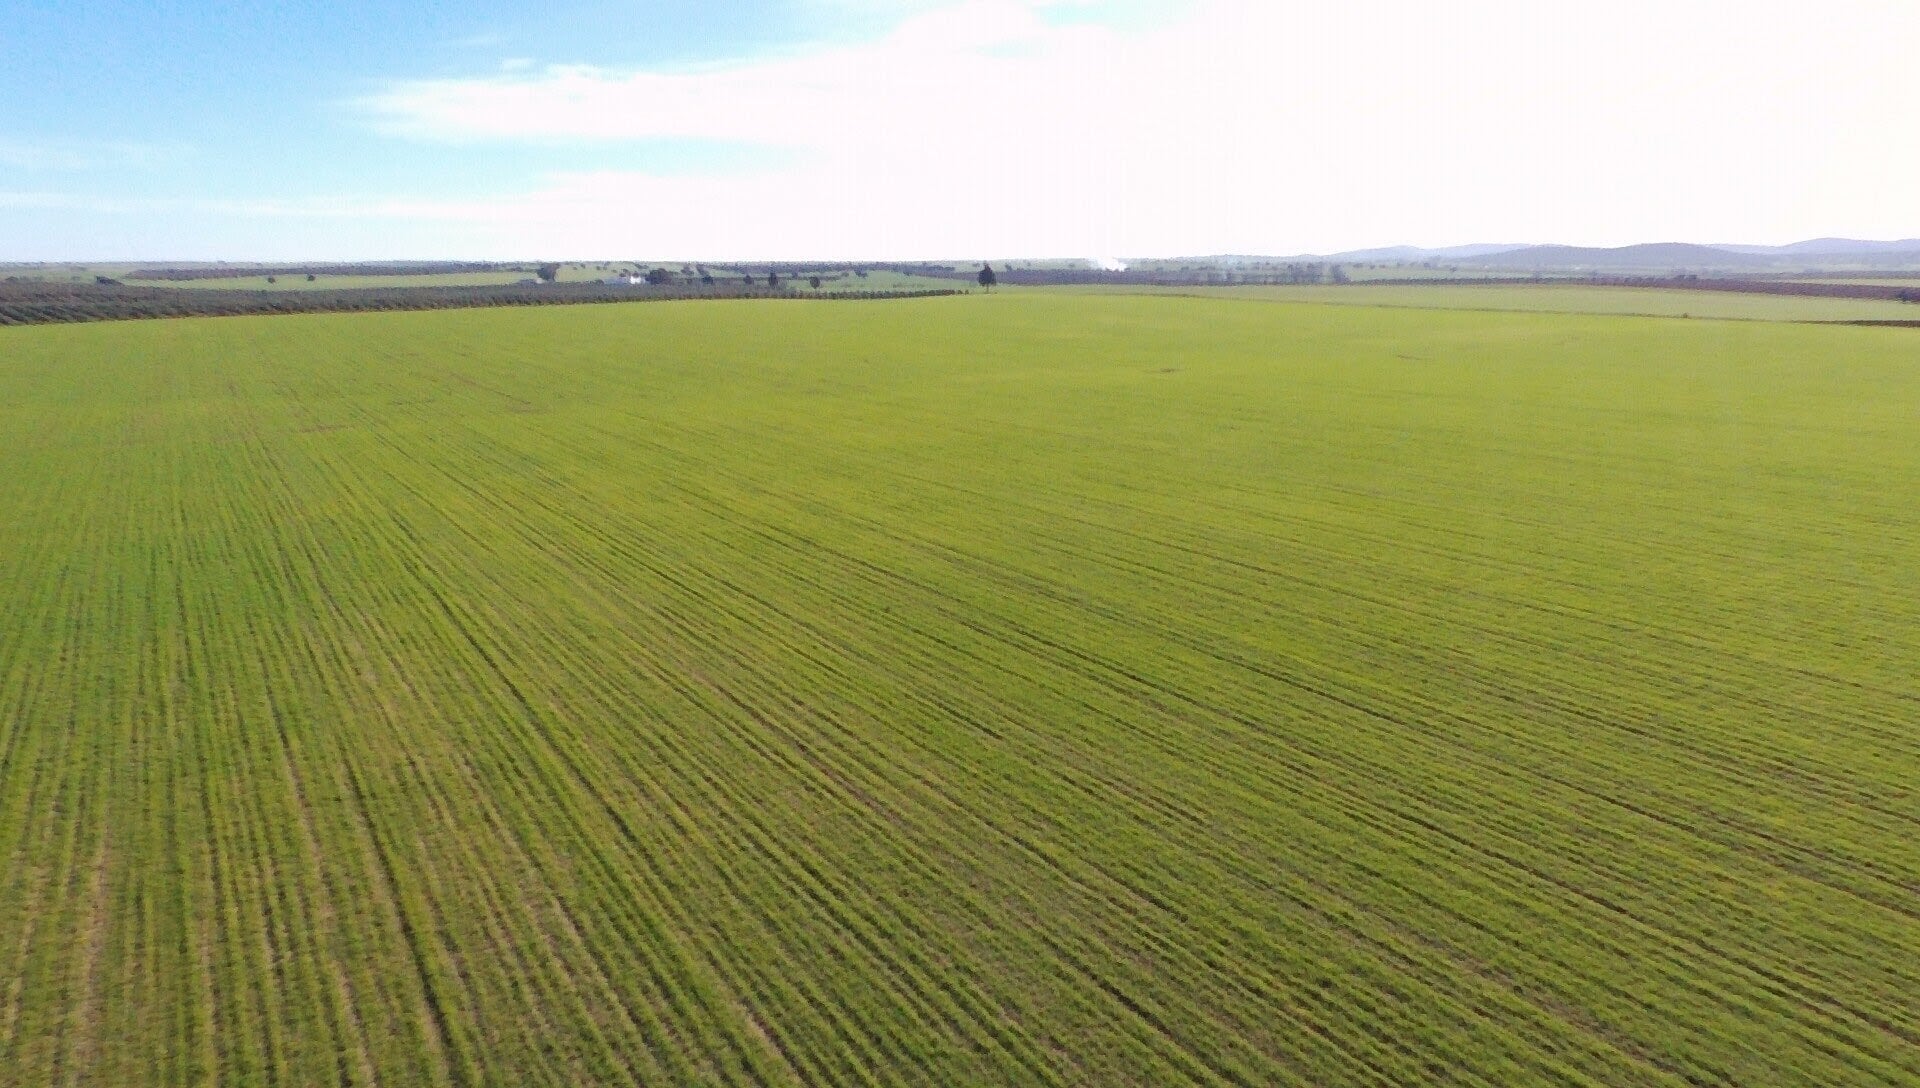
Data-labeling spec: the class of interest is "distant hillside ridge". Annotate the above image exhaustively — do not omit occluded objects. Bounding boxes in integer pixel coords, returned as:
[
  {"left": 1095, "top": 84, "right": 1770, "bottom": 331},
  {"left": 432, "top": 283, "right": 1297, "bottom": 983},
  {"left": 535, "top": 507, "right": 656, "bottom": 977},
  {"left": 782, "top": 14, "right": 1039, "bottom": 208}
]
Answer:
[
  {"left": 1460, "top": 243, "right": 1774, "bottom": 271},
  {"left": 1715, "top": 238, "right": 1920, "bottom": 257}
]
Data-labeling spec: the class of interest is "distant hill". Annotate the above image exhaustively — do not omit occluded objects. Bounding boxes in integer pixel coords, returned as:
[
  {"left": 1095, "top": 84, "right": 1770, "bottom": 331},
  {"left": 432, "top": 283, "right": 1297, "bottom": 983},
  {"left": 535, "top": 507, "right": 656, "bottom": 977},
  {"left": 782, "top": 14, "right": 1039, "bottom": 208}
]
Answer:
[
  {"left": 1276, "top": 238, "right": 1920, "bottom": 272},
  {"left": 1460, "top": 243, "right": 1775, "bottom": 271},
  {"left": 1716, "top": 238, "right": 1920, "bottom": 257}
]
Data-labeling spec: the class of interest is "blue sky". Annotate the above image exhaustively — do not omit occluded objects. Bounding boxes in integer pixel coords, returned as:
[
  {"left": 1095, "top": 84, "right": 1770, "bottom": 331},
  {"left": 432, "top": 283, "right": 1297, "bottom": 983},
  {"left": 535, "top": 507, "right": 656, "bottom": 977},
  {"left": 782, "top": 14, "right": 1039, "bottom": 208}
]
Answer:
[
  {"left": 0, "top": 0, "right": 933, "bottom": 257},
  {"left": 3, "top": 0, "right": 1917, "bottom": 260}
]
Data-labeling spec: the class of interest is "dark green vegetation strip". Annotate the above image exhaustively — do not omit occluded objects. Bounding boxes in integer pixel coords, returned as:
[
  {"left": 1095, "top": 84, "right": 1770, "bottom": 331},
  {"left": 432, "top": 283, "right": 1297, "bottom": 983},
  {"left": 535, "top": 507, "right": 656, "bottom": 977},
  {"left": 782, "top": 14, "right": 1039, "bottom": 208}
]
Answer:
[
  {"left": 0, "top": 281, "right": 958, "bottom": 327},
  {"left": 1, "top": 296, "right": 1917, "bottom": 1086}
]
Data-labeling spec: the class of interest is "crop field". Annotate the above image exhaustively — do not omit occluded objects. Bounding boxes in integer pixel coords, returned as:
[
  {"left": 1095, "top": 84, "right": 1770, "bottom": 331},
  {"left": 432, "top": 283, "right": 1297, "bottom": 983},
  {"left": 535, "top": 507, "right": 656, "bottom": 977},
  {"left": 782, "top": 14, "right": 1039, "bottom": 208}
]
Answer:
[
  {"left": 1, "top": 295, "right": 1917, "bottom": 1086},
  {"left": 1064, "top": 283, "right": 1920, "bottom": 323}
]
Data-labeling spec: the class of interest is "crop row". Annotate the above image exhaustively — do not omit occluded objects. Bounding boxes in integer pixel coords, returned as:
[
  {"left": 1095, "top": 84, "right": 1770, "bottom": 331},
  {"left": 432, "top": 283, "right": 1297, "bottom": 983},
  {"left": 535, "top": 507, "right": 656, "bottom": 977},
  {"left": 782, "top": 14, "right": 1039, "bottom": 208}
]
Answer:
[{"left": 1, "top": 297, "right": 1916, "bottom": 1085}]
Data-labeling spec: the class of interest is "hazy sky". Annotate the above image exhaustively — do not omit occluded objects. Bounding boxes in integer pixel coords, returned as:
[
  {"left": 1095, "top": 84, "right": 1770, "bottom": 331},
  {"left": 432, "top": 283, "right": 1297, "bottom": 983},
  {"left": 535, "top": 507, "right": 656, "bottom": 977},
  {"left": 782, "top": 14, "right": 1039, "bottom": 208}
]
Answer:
[{"left": 3, "top": 0, "right": 1916, "bottom": 261}]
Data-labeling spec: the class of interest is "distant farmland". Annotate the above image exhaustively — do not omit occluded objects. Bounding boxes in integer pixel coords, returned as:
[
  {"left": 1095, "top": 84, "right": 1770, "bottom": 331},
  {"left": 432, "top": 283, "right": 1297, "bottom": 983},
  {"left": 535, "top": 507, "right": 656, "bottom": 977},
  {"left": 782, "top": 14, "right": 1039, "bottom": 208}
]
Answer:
[
  {"left": 1, "top": 295, "right": 1917, "bottom": 1086},
  {"left": 1063, "top": 282, "right": 1920, "bottom": 323}
]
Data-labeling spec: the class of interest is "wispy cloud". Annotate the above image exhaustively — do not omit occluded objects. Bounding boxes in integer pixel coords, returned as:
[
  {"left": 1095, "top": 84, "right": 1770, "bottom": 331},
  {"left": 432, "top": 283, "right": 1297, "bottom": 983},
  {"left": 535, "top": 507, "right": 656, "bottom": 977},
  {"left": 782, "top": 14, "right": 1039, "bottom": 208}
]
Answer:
[
  {"left": 337, "top": 0, "right": 1920, "bottom": 256},
  {"left": 0, "top": 191, "right": 98, "bottom": 209},
  {"left": 0, "top": 139, "right": 186, "bottom": 171},
  {"left": 447, "top": 31, "right": 506, "bottom": 50},
  {"left": 0, "top": 189, "right": 499, "bottom": 221},
  {"left": 358, "top": 0, "right": 1141, "bottom": 148},
  {"left": 14, "top": 0, "right": 1920, "bottom": 260}
]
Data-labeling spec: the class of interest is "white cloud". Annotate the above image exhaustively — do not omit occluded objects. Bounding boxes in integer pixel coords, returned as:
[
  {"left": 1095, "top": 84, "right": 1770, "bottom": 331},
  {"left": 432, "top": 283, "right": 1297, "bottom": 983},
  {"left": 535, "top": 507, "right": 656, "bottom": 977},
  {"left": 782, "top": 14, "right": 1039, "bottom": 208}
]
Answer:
[
  {"left": 347, "top": 0, "right": 1920, "bottom": 257},
  {"left": 0, "top": 190, "right": 496, "bottom": 221},
  {"left": 0, "top": 191, "right": 91, "bottom": 209},
  {"left": 0, "top": 139, "right": 184, "bottom": 172},
  {"left": 33, "top": 0, "right": 1918, "bottom": 260},
  {"left": 361, "top": 1, "right": 1077, "bottom": 148}
]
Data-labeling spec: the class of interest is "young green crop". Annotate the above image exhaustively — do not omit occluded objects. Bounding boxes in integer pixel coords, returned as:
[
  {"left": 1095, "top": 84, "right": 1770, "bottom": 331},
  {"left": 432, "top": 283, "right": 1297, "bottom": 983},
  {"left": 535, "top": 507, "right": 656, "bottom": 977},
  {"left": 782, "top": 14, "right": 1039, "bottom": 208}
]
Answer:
[
  {"left": 1, "top": 294, "right": 1917, "bottom": 1086},
  {"left": 1047, "top": 281, "right": 1920, "bottom": 322}
]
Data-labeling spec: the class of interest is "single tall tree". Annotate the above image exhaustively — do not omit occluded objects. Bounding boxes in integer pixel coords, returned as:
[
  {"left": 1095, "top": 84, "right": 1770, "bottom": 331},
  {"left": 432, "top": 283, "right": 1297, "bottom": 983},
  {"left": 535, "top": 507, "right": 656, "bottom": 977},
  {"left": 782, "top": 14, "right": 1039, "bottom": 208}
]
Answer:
[{"left": 977, "top": 263, "right": 997, "bottom": 291}]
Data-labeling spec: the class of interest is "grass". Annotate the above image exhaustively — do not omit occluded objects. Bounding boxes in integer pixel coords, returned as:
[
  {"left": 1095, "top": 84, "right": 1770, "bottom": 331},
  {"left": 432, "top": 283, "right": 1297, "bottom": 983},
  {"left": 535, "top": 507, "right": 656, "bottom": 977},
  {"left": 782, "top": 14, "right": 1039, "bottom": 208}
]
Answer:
[
  {"left": 1050, "top": 282, "right": 1920, "bottom": 322},
  {"left": 1, "top": 295, "right": 1917, "bottom": 1086}
]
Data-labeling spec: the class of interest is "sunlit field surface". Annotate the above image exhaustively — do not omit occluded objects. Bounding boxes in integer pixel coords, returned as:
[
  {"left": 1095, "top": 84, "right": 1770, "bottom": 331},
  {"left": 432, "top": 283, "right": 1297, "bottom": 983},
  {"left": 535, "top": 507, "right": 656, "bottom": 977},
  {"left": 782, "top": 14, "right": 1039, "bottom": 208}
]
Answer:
[
  {"left": 1052, "top": 282, "right": 1920, "bottom": 322},
  {"left": 2, "top": 295, "right": 1917, "bottom": 1086}
]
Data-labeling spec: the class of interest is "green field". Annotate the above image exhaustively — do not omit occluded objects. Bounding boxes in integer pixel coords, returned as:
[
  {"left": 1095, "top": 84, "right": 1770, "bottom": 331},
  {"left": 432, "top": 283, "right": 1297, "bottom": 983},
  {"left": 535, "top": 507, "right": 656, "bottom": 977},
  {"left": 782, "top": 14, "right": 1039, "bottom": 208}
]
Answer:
[
  {"left": 2, "top": 295, "right": 1918, "bottom": 1086},
  {"left": 1058, "top": 282, "right": 1920, "bottom": 322}
]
